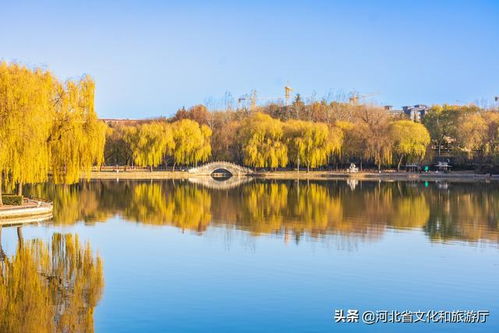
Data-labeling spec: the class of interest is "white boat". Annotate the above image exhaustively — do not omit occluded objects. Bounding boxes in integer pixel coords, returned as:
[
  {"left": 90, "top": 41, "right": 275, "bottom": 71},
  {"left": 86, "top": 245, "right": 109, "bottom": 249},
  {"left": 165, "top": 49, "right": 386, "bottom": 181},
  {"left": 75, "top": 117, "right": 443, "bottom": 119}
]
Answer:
[{"left": 0, "top": 200, "right": 53, "bottom": 225}]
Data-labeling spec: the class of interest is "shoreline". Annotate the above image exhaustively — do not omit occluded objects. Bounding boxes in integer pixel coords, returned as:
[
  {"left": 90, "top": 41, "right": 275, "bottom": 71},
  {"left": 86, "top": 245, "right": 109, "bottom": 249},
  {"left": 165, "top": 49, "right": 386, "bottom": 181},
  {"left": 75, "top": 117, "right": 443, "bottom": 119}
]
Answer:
[{"left": 87, "top": 170, "right": 499, "bottom": 182}]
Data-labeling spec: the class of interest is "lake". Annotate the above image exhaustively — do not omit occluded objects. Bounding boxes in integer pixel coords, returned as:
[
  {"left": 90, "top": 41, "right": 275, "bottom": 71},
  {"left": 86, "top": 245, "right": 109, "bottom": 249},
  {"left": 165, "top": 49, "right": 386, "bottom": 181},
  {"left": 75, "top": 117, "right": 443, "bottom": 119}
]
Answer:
[{"left": 1, "top": 179, "right": 498, "bottom": 332}]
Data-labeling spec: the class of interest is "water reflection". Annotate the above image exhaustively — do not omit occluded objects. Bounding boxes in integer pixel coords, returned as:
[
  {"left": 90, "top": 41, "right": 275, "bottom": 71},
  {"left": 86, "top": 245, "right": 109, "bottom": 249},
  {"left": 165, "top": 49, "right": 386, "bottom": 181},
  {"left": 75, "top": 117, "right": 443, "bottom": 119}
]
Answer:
[
  {"left": 125, "top": 183, "right": 212, "bottom": 232},
  {"left": 0, "top": 230, "right": 104, "bottom": 332},
  {"left": 188, "top": 176, "right": 253, "bottom": 190},
  {"left": 24, "top": 180, "right": 499, "bottom": 244}
]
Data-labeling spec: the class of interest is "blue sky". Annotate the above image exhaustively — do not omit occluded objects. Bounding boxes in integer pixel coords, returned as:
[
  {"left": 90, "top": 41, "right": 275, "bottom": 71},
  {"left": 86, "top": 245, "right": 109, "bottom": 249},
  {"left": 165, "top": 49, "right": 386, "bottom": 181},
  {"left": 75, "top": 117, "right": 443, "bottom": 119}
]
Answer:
[{"left": 1, "top": 0, "right": 498, "bottom": 118}]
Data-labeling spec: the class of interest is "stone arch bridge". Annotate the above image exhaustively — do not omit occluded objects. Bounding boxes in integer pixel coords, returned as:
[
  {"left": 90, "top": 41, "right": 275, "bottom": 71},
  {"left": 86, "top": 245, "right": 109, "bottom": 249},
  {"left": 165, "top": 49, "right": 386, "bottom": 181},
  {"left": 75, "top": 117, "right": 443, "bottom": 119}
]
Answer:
[{"left": 188, "top": 162, "right": 254, "bottom": 176}]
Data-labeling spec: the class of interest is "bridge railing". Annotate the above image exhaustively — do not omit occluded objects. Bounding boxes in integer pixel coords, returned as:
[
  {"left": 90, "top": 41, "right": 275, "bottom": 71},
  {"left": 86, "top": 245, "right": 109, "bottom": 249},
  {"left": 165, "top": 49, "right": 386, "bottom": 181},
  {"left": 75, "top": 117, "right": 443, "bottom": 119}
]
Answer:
[{"left": 188, "top": 161, "right": 254, "bottom": 175}]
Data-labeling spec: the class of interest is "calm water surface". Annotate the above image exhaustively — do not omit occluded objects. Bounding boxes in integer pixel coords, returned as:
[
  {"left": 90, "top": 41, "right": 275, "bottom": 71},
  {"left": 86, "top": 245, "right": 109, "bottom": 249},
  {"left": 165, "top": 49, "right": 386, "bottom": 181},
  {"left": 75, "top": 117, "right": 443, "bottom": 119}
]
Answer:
[{"left": 1, "top": 179, "right": 498, "bottom": 332}]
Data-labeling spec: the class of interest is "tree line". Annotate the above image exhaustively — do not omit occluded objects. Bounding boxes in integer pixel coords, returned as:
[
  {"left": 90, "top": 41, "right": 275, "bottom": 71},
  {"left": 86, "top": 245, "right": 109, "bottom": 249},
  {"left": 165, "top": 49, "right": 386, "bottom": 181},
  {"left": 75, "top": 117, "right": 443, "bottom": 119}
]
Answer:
[
  {"left": 0, "top": 62, "right": 107, "bottom": 205},
  {"left": 1, "top": 62, "right": 498, "bottom": 204},
  {"left": 107, "top": 99, "right": 498, "bottom": 171}
]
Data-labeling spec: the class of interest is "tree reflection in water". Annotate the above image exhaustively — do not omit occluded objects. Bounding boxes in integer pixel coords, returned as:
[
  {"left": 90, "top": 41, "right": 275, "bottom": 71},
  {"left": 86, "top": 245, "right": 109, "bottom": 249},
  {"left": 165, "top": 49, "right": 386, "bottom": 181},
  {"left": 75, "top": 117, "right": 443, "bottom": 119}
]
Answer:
[
  {"left": 24, "top": 180, "right": 499, "bottom": 244},
  {"left": 125, "top": 182, "right": 212, "bottom": 232},
  {"left": 0, "top": 231, "right": 104, "bottom": 333}
]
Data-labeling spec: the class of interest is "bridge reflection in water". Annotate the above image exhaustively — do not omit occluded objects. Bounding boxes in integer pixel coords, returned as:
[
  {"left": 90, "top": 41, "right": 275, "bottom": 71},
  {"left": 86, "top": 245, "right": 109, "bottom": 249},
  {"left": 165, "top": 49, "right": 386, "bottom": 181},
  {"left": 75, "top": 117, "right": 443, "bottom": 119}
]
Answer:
[{"left": 188, "top": 176, "right": 253, "bottom": 190}]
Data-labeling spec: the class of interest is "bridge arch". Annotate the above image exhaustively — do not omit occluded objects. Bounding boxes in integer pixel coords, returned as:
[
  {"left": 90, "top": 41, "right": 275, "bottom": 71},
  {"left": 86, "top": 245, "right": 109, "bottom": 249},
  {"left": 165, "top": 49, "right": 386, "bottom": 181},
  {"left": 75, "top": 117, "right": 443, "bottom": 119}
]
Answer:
[
  {"left": 188, "top": 162, "right": 254, "bottom": 176},
  {"left": 212, "top": 168, "right": 233, "bottom": 177}
]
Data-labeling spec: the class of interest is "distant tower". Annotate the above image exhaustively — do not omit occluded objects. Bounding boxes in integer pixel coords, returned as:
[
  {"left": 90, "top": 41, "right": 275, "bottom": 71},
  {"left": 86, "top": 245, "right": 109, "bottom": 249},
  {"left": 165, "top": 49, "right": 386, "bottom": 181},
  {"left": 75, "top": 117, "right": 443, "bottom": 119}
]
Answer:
[{"left": 284, "top": 86, "right": 293, "bottom": 106}]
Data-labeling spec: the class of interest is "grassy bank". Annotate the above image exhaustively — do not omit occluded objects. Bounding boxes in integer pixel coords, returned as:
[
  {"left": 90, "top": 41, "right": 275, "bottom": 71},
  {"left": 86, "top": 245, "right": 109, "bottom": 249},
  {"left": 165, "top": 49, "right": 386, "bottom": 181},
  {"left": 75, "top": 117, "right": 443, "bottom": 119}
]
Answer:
[
  {"left": 251, "top": 171, "right": 498, "bottom": 181},
  {"left": 88, "top": 170, "right": 190, "bottom": 179}
]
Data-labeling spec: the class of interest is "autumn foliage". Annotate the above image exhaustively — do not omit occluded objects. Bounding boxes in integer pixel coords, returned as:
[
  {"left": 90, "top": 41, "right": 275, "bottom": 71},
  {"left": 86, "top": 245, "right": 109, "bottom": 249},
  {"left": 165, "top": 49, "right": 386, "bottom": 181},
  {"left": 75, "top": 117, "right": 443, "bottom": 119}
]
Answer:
[
  {"left": 104, "top": 98, "right": 499, "bottom": 173},
  {"left": 1, "top": 61, "right": 498, "bottom": 199},
  {"left": 0, "top": 62, "right": 107, "bottom": 205}
]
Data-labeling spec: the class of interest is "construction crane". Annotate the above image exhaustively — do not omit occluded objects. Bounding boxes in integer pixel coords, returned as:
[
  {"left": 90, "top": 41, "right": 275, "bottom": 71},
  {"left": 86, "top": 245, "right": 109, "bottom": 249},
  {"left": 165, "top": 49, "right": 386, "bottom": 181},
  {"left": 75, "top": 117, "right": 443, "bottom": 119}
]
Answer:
[
  {"left": 237, "top": 86, "right": 295, "bottom": 110},
  {"left": 237, "top": 90, "right": 258, "bottom": 110},
  {"left": 348, "top": 91, "right": 380, "bottom": 105}
]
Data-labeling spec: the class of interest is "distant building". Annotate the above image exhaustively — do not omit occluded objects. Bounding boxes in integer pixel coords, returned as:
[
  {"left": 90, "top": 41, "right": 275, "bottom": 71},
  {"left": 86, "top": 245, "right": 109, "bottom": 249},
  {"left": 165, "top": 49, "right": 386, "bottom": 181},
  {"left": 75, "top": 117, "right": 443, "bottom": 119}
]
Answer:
[
  {"left": 102, "top": 118, "right": 162, "bottom": 127},
  {"left": 401, "top": 104, "right": 429, "bottom": 122}
]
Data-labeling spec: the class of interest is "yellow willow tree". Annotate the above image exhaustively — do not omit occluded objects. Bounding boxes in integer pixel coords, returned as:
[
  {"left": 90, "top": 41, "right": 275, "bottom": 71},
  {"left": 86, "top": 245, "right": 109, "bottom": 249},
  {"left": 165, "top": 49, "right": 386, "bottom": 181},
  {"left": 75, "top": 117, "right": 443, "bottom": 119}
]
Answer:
[
  {"left": 284, "top": 120, "right": 343, "bottom": 172},
  {"left": 239, "top": 112, "right": 288, "bottom": 169},
  {"left": 0, "top": 233, "right": 104, "bottom": 333},
  {"left": 49, "top": 76, "right": 107, "bottom": 184},
  {"left": 171, "top": 119, "right": 212, "bottom": 169},
  {"left": 0, "top": 63, "right": 56, "bottom": 196},
  {"left": 389, "top": 120, "right": 431, "bottom": 171},
  {"left": 0, "top": 82, "right": 7, "bottom": 205},
  {"left": 126, "top": 122, "right": 174, "bottom": 171}
]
